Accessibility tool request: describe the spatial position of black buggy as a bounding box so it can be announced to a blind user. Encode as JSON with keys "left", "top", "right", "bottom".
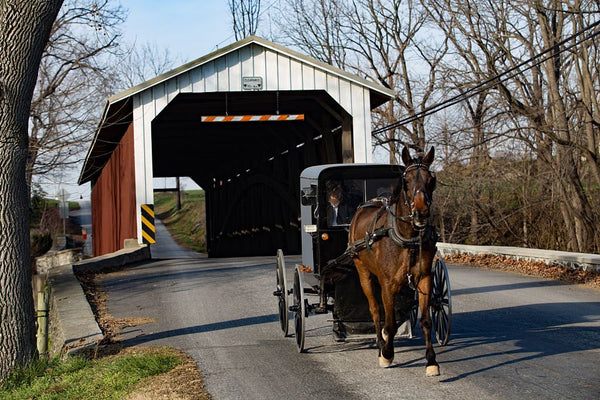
{"left": 274, "top": 164, "right": 452, "bottom": 352}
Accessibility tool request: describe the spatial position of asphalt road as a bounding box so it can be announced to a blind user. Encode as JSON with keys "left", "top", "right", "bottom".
{"left": 99, "top": 251, "right": 600, "bottom": 400}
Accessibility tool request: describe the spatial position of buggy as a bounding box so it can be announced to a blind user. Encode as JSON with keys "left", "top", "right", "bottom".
{"left": 274, "top": 164, "right": 452, "bottom": 352}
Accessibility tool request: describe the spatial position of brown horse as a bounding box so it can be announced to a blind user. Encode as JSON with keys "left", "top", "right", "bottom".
{"left": 349, "top": 146, "right": 439, "bottom": 375}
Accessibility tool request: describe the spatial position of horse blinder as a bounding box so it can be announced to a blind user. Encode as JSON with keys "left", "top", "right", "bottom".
{"left": 403, "top": 164, "right": 434, "bottom": 229}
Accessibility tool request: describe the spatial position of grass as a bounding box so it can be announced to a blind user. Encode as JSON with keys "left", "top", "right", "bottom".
{"left": 154, "top": 190, "right": 206, "bottom": 253}
{"left": 0, "top": 347, "right": 181, "bottom": 400}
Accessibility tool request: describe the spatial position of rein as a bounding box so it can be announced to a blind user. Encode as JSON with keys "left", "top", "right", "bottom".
{"left": 344, "top": 177, "right": 437, "bottom": 292}
{"left": 332, "top": 159, "right": 437, "bottom": 291}
{"left": 345, "top": 197, "right": 437, "bottom": 257}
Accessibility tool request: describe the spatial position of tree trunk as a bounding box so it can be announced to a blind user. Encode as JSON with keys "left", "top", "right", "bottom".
{"left": 536, "top": 5, "right": 596, "bottom": 252}
{"left": 0, "top": 0, "right": 63, "bottom": 379}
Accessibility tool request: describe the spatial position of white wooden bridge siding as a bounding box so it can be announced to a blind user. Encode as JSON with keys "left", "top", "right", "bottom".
{"left": 132, "top": 42, "right": 375, "bottom": 243}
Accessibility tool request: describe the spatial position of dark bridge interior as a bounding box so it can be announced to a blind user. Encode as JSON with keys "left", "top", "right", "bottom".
{"left": 152, "top": 90, "right": 353, "bottom": 256}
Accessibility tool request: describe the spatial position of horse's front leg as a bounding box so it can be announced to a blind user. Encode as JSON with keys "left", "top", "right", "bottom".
{"left": 418, "top": 274, "right": 440, "bottom": 376}
{"left": 379, "top": 283, "right": 399, "bottom": 368}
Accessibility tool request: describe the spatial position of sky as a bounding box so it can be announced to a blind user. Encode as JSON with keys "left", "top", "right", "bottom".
{"left": 120, "top": 0, "right": 236, "bottom": 64}
{"left": 49, "top": 0, "right": 383, "bottom": 200}
{"left": 49, "top": 1, "right": 238, "bottom": 200}
{"left": 121, "top": 1, "right": 239, "bottom": 194}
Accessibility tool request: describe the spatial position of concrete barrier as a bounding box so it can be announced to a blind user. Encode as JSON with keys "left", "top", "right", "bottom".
{"left": 48, "top": 264, "right": 104, "bottom": 356}
{"left": 437, "top": 243, "right": 600, "bottom": 272}
{"left": 37, "top": 248, "right": 83, "bottom": 274}
{"left": 47, "top": 244, "right": 151, "bottom": 356}
{"left": 72, "top": 243, "right": 151, "bottom": 274}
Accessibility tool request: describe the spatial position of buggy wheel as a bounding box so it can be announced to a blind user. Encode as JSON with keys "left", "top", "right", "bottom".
{"left": 292, "top": 265, "right": 307, "bottom": 353}
{"left": 275, "top": 249, "right": 289, "bottom": 337}
{"left": 430, "top": 258, "right": 452, "bottom": 346}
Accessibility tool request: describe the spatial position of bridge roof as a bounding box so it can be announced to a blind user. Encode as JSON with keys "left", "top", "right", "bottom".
{"left": 79, "top": 36, "right": 394, "bottom": 185}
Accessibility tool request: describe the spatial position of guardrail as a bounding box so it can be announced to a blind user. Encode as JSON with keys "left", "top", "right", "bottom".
{"left": 437, "top": 243, "right": 600, "bottom": 272}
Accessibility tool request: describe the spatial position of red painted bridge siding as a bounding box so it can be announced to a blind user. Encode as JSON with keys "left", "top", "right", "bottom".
{"left": 91, "top": 123, "right": 137, "bottom": 256}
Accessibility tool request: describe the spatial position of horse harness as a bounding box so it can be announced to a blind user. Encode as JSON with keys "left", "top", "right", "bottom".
{"left": 340, "top": 196, "right": 438, "bottom": 291}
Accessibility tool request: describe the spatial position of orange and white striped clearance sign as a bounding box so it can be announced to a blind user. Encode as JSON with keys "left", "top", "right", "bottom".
{"left": 201, "top": 114, "right": 304, "bottom": 122}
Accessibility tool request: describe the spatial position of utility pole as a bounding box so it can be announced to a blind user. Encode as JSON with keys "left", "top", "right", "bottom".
{"left": 176, "top": 177, "right": 181, "bottom": 210}
{"left": 58, "top": 188, "right": 69, "bottom": 235}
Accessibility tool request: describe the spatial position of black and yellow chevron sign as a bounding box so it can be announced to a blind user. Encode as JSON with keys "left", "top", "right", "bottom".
{"left": 141, "top": 204, "right": 156, "bottom": 244}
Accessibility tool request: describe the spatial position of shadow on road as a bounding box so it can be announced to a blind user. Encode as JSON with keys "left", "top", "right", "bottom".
{"left": 424, "top": 301, "right": 600, "bottom": 383}
{"left": 120, "top": 314, "right": 279, "bottom": 347}
{"left": 451, "top": 279, "right": 565, "bottom": 296}
{"left": 102, "top": 256, "right": 599, "bottom": 396}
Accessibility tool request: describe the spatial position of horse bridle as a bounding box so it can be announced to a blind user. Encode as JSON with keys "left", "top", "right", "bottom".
{"left": 400, "top": 162, "right": 435, "bottom": 229}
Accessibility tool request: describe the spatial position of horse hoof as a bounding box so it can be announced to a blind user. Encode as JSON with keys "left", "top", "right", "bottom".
{"left": 426, "top": 365, "right": 440, "bottom": 376}
{"left": 379, "top": 356, "right": 393, "bottom": 368}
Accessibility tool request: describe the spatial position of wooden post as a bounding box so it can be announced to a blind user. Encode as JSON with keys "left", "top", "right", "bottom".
{"left": 341, "top": 118, "right": 353, "bottom": 163}
{"left": 36, "top": 288, "right": 49, "bottom": 355}
{"left": 176, "top": 177, "right": 181, "bottom": 210}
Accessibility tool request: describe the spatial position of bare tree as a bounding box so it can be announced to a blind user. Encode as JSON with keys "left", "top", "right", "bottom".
{"left": 113, "top": 42, "right": 179, "bottom": 91}
{"left": 270, "top": 0, "right": 600, "bottom": 252}
{"left": 421, "top": 0, "right": 501, "bottom": 243}
{"left": 28, "top": 0, "right": 125, "bottom": 196}
{"left": 272, "top": 0, "right": 349, "bottom": 68}
{"left": 271, "top": 0, "right": 448, "bottom": 161}
{"left": 425, "top": 0, "right": 600, "bottom": 252}
{"left": 229, "top": 0, "right": 261, "bottom": 40}
{"left": 0, "top": 0, "right": 64, "bottom": 379}
{"left": 345, "top": 0, "right": 443, "bottom": 154}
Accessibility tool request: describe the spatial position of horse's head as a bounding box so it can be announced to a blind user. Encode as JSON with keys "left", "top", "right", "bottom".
{"left": 400, "top": 146, "right": 436, "bottom": 230}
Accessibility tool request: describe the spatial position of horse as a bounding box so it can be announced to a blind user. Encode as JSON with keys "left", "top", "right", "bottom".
{"left": 348, "top": 146, "right": 439, "bottom": 376}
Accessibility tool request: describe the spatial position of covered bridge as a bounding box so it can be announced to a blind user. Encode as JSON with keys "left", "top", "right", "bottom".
{"left": 79, "top": 36, "right": 394, "bottom": 257}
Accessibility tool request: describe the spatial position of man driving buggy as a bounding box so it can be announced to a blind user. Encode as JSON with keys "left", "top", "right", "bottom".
{"left": 326, "top": 181, "right": 357, "bottom": 226}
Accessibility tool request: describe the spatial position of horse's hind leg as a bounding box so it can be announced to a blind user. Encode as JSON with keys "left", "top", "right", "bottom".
{"left": 354, "top": 264, "right": 386, "bottom": 366}
{"left": 418, "top": 275, "right": 440, "bottom": 376}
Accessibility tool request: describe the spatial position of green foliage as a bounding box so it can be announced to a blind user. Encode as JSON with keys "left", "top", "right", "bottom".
{"left": 0, "top": 350, "right": 180, "bottom": 399}
{"left": 154, "top": 190, "right": 207, "bottom": 253}
{"left": 30, "top": 195, "right": 80, "bottom": 230}
{"left": 30, "top": 194, "right": 52, "bottom": 230}
{"left": 30, "top": 232, "right": 53, "bottom": 259}
{"left": 29, "top": 195, "right": 85, "bottom": 254}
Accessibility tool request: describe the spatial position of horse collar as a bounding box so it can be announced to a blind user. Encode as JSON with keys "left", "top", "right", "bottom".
{"left": 386, "top": 208, "right": 436, "bottom": 249}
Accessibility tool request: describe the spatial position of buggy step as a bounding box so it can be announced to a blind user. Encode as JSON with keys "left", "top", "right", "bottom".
{"left": 289, "top": 304, "right": 329, "bottom": 314}
{"left": 312, "top": 306, "right": 329, "bottom": 314}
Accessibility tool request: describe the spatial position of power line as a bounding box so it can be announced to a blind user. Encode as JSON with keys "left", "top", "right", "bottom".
{"left": 372, "top": 18, "right": 600, "bottom": 136}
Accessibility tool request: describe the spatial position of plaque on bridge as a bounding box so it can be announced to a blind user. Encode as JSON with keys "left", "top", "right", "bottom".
{"left": 242, "top": 76, "right": 263, "bottom": 90}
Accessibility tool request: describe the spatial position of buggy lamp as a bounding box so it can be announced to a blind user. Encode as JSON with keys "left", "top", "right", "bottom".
{"left": 304, "top": 225, "right": 317, "bottom": 233}
{"left": 321, "top": 233, "right": 329, "bottom": 241}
